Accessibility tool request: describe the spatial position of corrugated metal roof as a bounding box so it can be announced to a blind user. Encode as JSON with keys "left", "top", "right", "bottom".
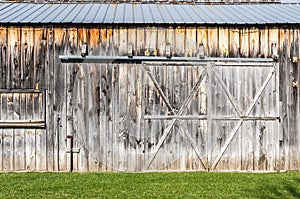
{"left": 0, "top": 2, "right": 300, "bottom": 25}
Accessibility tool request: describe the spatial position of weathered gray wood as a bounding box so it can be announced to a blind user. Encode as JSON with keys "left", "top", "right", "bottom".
{"left": 144, "top": 66, "right": 207, "bottom": 170}
{"left": 175, "top": 27, "right": 185, "bottom": 57}
{"left": 36, "top": 130, "right": 47, "bottom": 171}
{"left": 0, "top": 24, "right": 296, "bottom": 172}
{"left": 145, "top": 27, "right": 157, "bottom": 56}
{"left": 86, "top": 64, "right": 101, "bottom": 171}
{"left": 99, "top": 63, "right": 109, "bottom": 171}
{"left": 21, "top": 28, "right": 34, "bottom": 88}
{"left": 119, "top": 27, "right": 127, "bottom": 56}
{"left": 207, "top": 28, "right": 218, "bottom": 57}
{"left": 218, "top": 28, "right": 229, "bottom": 58}
{"left": 240, "top": 28, "right": 249, "bottom": 58}
{"left": 185, "top": 28, "right": 196, "bottom": 57}
{"left": 3, "top": 129, "right": 14, "bottom": 171}
{"left": 66, "top": 28, "right": 78, "bottom": 171}
{"left": 136, "top": 27, "right": 144, "bottom": 56}
{"left": 229, "top": 28, "right": 239, "bottom": 57}
{"left": 106, "top": 64, "right": 114, "bottom": 171}
{"left": 0, "top": 27, "right": 7, "bottom": 89}
{"left": 34, "top": 28, "right": 46, "bottom": 89}
{"left": 211, "top": 66, "right": 243, "bottom": 116}
{"left": 249, "top": 28, "right": 259, "bottom": 58}
{"left": 46, "top": 27, "right": 55, "bottom": 171}
{"left": 53, "top": 28, "right": 68, "bottom": 171}
{"left": 211, "top": 65, "right": 276, "bottom": 170}
{"left": 117, "top": 64, "right": 127, "bottom": 171}
{"left": 260, "top": 28, "right": 268, "bottom": 58}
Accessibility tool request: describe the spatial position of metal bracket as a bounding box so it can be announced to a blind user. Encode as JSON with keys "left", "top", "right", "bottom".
{"left": 66, "top": 148, "right": 80, "bottom": 153}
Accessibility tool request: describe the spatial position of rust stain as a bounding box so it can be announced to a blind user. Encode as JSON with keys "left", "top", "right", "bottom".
{"left": 89, "top": 29, "right": 99, "bottom": 48}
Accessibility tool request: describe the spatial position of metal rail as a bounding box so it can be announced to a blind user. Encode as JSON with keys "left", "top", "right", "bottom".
{"left": 59, "top": 55, "right": 274, "bottom": 64}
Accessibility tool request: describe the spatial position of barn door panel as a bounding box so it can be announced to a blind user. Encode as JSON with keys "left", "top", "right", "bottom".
{"left": 66, "top": 63, "right": 144, "bottom": 172}
{"left": 0, "top": 90, "right": 46, "bottom": 171}
{"left": 142, "top": 63, "right": 208, "bottom": 171}
{"left": 208, "top": 62, "right": 279, "bottom": 171}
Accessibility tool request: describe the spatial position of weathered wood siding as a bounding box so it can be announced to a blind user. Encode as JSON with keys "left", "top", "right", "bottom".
{"left": 208, "top": 62, "right": 279, "bottom": 171}
{"left": 0, "top": 25, "right": 299, "bottom": 172}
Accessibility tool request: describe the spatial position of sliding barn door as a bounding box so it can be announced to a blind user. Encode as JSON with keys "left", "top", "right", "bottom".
{"left": 208, "top": 62, "right": 280, "bottom": 171}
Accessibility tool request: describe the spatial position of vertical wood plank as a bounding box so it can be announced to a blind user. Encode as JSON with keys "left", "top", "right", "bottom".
{"left": 54, "top": 28, "right": 68, "bottom": 171}
{"left": 218, "top": 28, "right": 229, "bottom": 58}
{"left": 207, "top": 27, "right": 218, "bottom": 57}
{"left": 106, "top": 64, "right": 114, "bottom": 171}
{"left": 3, "top": 93, "right": 14, "bottom": 171}
{"left": 87, "top": 64, "right": 101, "bottom": 171}
{"left": 35, "top": 129, "right": 46, "bottom": 171}
{"left": 89, "top": 28, "right": 100, "bottom": 56}
{"left": 34, "top": 91, "right": 46, "bottom": 171}
{"left": 21, "top": 28, "right": 34, "bottom": 89}
{"left": 240, "top": 28, "right": 249, "bottom": 58}
{"left": 46, "top": 27, "right": 55, "bottom": 171}
{"left": 145, "top": 27, "right": 157, "bottom": 56}
{"left": 197, "top": 27, "right": 208, "bottom": 58}
{"left": 119, "top": 27, "right": 127, "bottom": 56}
{"left": 66, "top": 28, "right": 78, "bottom": 171}
{"left": 3, "top": 129, "right": 14, "bottom": 171}
{"left": 106, "top": 27, "right": 114, "bottom": 56}
{"left": 34, "top": 28, "right": 47, "bottom": 89}
{"left": 135, "top": 65, "right": 143, "bottom": 171}
{"left": 136, "top": 27, "right": 144, "bottom": 56}
{"left": 0, "top": 27, "right": 7, "bottom": 89}
{"left": 166, "top": 27, "right": 174, "bottom": 57}
{"left": 13, "top": 93, "right": 25, "bottom": 171}
{"left": 288, "top": 29, "right": 299, "bottom": 170}
{"left": 118, "top": 64, "right": 128, "bottom": 171}
{"left": 73, "top": 63, "right": 89, "bottom": 171}
{"left": 113, "top": 28, "right": 119, "bottom": 56}
{"left": 175, "top": 27, "right": 185, "bottom": 57}
{"left": 111, "top": 64, "right": 118, "bottom": 171}
{"left": 185, "top": 27, "right": 196, "bottom": 57}
{"left": 99, "top": 63, "right": 109, "bottom": 171}
{"left": 25, "top": 93, "right": 35, "bottom": 171}
{"left": 8, "top": 27, "right": 21, "bottom": 89}
{"left": 249, "top": 28, "right": 259, "bottom": 58}
{"left": 229, "top": 28, "right": 239, "bottom": 57}
{"left": 99, "top": 27, "right": 107, "bottom": 56}
{"left": 269, "top": 28, "right": 279, "bottom": 58}
{"left": 260, "top": 28, "right": 269, "bottom": 58}
{"left": 128, "top": 27, "right": 137, "bottom": 56}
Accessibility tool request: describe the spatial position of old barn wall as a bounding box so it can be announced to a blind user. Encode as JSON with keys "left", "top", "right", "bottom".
{"left": 0, "top": 25, "right": 299, "bottom": 171}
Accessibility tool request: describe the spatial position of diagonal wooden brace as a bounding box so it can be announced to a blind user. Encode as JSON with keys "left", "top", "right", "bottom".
{"left": 144, "top": 67, "right": 207, "bottom": 170}
{"left": 211, "top": 68, "right": 275, "bottom": 170}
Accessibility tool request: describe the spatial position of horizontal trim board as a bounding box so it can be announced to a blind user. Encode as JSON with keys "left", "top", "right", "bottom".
{"left": 0, "top": 120, "right": 46, "bottom": 128}
{"left": 144, "top": 115, "right": 208, "bottom": 120}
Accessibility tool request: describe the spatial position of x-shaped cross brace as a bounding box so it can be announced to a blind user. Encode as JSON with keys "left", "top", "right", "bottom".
{"left": 143, "top": 65, "right": 207, "bottom": 170}
{"left": 210, "top": 63, "right": 276, "bottom": 170}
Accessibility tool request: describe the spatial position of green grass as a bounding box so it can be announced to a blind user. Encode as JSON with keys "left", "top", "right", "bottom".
{"left": 0, "top": 172, "right": 299, "bottom": 198}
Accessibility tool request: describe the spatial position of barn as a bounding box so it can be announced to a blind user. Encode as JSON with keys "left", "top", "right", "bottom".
{"left": 0, "top": 1, "right": 299, "bottom": 172}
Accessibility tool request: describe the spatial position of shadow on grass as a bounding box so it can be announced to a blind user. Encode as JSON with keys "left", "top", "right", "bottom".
{"left": 285, "top": 178, "right": 300, "bottom": 198}
{"left": 268, "top": 177, "right": 300, "bottom": 198}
